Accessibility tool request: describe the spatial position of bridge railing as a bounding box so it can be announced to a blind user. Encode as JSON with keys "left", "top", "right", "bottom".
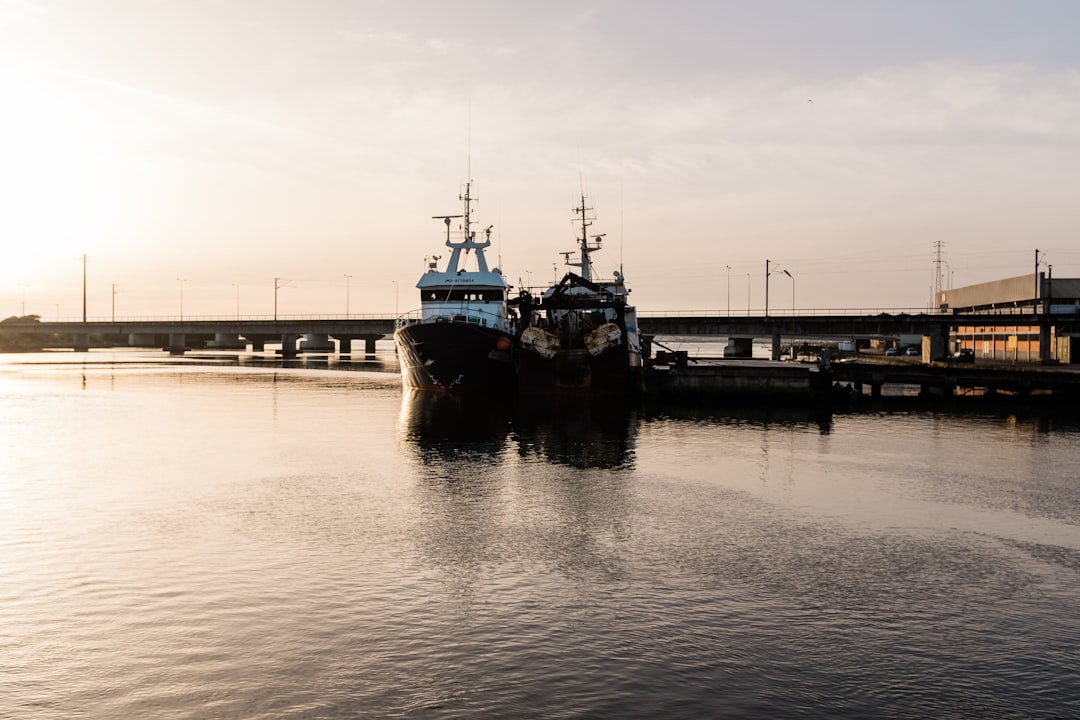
{"left": 638, "top": 307, "right": 933, "bottom": 318}
{"left": 35, "top": 313, "right": 397, "bottom": 323}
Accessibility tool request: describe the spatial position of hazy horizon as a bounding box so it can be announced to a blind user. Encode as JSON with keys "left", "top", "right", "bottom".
{"left": 3, "top": 1, "right": 1078, "bottom": 319}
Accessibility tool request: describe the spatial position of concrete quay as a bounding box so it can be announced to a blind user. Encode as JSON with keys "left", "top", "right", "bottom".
{"left": 642, "top": 354, "right": 1080, "bottom": 406}
{"left": 829, "top": 356, "right": 1080, "bottom": 399}
{"left": 644, "top": 357, "right": 831, "bottom": 401}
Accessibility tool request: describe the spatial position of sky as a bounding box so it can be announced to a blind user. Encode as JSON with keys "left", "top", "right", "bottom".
{"left": 2, "top": 0, "right": 1079, "bottom": 320}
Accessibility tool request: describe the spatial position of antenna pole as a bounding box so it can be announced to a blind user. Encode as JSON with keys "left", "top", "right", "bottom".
{"left": 932, "top": 240, "right": 945, "bottom": 313}
{"left": 1035, "top": 248, "right": 1040, "bottom": 314}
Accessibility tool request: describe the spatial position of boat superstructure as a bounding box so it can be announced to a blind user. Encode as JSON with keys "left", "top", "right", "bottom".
{"left": 394, "top": 182, "right": 516, "bottom": 391}
{"left": 515, "top": 192, "right": 642, "bottom": 395}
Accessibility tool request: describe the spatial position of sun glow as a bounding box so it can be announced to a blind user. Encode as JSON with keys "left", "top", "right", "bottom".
{"left": 0, "top": 66, "right": 132, "bottom": 297}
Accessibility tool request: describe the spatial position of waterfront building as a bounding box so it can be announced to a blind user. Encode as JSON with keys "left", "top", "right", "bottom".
{"left": 940, "top": 273, "right": 1080, "bottom": 363}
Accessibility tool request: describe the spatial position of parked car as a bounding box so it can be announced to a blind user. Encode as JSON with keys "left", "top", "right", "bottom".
{"left": 951, "top": 348, "right": 975, "bottom": 363}
{"left": 885, "top": 347, "right": 898, "bottom": 357}
{"left": 905, "top": 346, "right": 920, "bottom": 357}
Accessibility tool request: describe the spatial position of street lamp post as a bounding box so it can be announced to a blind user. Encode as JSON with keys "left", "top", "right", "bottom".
{"left": 232, "top": 283, "right": 240, "bottom": 319}
{"left": 344, "top": 274, "right": 352, "bottom": 317}
{"left": 392, "top": 280, "right": 398, "bottom": 317}
{"left": 783, "top": 269, "right": 794, "bottom": 316}
{"left": 177, "top": 278, "right": 186, "bottom": 320}
{"left": 726, "top": 265, "right": 731, "bottom": 316}
{"left": 765, "top": 259, "right": 771, "bottom": 317}
{"left": 274, "top": 277, "right": 281, "bottom": 322}
{"left": 765, "top": 260, "right": 790, "bottom": 317}
{"left": 746, "top": 273, "right": 751, "bottom": 316}
{"left": 111, "top": 283, "right": 118, "bottom": 322}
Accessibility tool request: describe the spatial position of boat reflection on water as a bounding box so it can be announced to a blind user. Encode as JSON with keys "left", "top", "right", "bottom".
{"left": 397, "top": 390, "right": 514, "bottom": 464}
{"left": 512, "top": 396, "right": 637, "bottom": 470}
{"left": 397, "top": 390, "right": 638, "bottom": 470}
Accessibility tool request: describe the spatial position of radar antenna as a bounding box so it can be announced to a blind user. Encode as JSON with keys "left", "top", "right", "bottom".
{"left": 432, "top": 215, "right": 463, "bottom": 244}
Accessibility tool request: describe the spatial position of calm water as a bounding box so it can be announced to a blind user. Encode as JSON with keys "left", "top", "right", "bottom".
{"left": 2, "top": 350, "right": 1080, "bottom": 719}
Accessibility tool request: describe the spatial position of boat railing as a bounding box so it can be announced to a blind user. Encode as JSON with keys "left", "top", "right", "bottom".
{"left": 396, "top": 305, "right": 510, "bottom": 330}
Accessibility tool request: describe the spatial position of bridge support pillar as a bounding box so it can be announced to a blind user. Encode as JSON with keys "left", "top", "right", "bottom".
{"left": 73, "top": 333, "right": 90, "bottom": 352}
{"left": 871, "top": 372, "right": 884, "bottom": 399}
{"left": 770, "top": 333, "right": 782, "bottom": 361}
{"left": 279, "top": 334, "right": 298, "bottom": 359}
{"left": 920, "top": 383, "right": 952, "bottom": 398}
{"left": 300, "top": 333, "right": 334, "bottom": 353}
{"left": 1039, "top": 324, "right": 1052, "bottom": 362}
{"left": 365, "top": 337, "right": 377, "bottom": 354}
{"left": 210, "top": 333, "right": 245, "bottom": 349}
{"left": 338, "top": 337, "right": 353, "bottom": 355}
{"left": 168, "top": 334, "right": 187, "bottom": 355}
{"left": 928, "top": 326, "right": 949, "bottom": 361}
{"left": 723, "top": 337, "right": 753, "bottom": 358}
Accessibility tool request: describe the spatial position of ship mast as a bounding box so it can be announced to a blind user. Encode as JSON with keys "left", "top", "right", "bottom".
{"left": 433, "top": 181, "right": 490, "bottom": 273}
{"left": 571, "top": 191, "right": 604, "bottom": 282}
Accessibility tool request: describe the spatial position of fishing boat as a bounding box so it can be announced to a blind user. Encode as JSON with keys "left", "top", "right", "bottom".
{"left": 394, "top": 182, "right": 516, "bottom": 391}
{"left": 515, "top": 193, "right": 642, "bottom": 396}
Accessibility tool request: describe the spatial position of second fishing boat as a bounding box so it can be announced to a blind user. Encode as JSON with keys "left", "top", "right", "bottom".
{"left": 515, "top": 193, "right": 642, "bottom": 396}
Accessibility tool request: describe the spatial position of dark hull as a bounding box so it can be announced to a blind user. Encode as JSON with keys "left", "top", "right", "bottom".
{"left": 394, "top": 321, "right": 514, "bottom": 392}
{"left": 517, "top": 344, "right": 640, "bottom": 397}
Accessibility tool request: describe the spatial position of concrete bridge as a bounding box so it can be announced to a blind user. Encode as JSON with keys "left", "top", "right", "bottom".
{"left": 5, "top": 311, "right": 1078, "bottom": 360}
{"left": 5, "top": 317, "right": 395, "bottom": 357}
